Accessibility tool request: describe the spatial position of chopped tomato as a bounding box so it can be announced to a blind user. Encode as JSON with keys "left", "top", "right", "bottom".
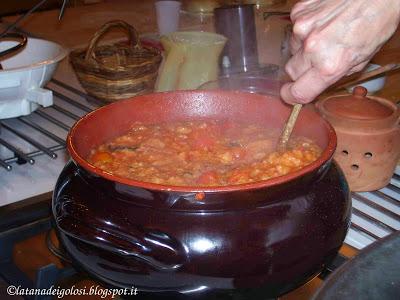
{"left": 196, "top": 170, "right": 220, "bottom": 185}
{"left": 88, "top": 120, "right": 321, "bottom": 186}
{"left": 189, "top": 129, "right": 216, "bottom": 149}
{"left": 227, "top": 169, "right": 251, "bottom": 185}
{"left": 91, "top": 151, "right": 113, "bottom": 164}
{"left": 195, "top": 192, "right": 205, "bottom": 200}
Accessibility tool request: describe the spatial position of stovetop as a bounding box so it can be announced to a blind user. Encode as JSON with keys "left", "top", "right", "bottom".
{"left": 0, "top": 200, "right": 348, "bottom": 300}
{"left": 0, "top": 78, "right": 399, "bottom": 252}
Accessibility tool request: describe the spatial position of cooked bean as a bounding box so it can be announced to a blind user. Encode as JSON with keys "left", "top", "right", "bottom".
{"left": 108, "top": 145, "right": 139, "bottom": 152}
{"left": 88, "top": 120, "right": 321, "bottom": 186}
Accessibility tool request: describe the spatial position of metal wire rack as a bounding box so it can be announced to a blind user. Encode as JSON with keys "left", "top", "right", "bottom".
{"left": 345, "top": 174, "right": 400, "bottom": 249}
{"left": 0, "top": 79, "right": 399, "bottom": 251}
{"left": 0, "top": 79, "right": 102, "bottom": 170}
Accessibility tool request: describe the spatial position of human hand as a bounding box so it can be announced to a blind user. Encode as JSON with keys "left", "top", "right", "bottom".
{"left": 281, "top": 0, "right": 400, "bottom": 104}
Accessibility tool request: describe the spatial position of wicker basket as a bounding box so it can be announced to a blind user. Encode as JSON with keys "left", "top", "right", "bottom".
{"left": 70, "top": 20, "right": 162, "bottom": 102}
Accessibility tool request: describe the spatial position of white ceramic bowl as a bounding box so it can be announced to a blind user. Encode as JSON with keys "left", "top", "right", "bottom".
{"left": 0, "top": 37, "right": 68, "bottom": 119}
{"left": 347, "top": 63, "right": 386, "bottom": 94}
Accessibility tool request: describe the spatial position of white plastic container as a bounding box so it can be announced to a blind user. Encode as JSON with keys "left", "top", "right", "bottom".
{"left": 346, "top": 63, "right": 387, "bottom": 94}
{"left": 155, "top": 1, "right": 181, "bottom": 35}
{"left": 0, "top": 37, "right": 68, "bottom": 119}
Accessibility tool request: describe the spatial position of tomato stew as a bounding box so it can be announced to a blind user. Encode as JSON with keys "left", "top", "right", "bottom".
{"left": 88, "top": 120, "right": 322, "bottom": 186}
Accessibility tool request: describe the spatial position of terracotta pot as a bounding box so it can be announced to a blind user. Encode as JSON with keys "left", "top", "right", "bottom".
{"left": 53, "top": 90, "right": 351, "bottom": 299}
{"left": 316, "top": 86, "right": 400, "bottom": 192}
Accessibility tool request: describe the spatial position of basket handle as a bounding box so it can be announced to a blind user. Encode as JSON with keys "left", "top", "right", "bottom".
{"left": 84, "top": 20, "right": 142, "bottom": 61}
{"left": 0, "top": 32, "right": 27, "bottom": 59}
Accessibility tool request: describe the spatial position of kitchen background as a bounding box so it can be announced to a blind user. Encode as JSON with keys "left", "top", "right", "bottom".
{"left": 0, "top": 0, "right": 399, "bottom": 299}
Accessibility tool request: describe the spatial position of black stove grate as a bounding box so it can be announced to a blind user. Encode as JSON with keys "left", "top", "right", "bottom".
{"left": 0, "top": 79, "right": 103, "bottom": 170}
{"left": 0, "top": 202, "right": 346, "bottom": 300}
{"left": 0, "top": 212, "right": 77, "bottom": 300}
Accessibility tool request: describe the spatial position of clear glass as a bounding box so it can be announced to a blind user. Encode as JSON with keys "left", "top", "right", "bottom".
{"left": 198, "top": 70, "right": 285, "bottom": 96}
{"left": 181, "top": 0, "right": 222, "bottom": 14}
{"left": 242, "top": 0, "right": 287, "bottom": 9}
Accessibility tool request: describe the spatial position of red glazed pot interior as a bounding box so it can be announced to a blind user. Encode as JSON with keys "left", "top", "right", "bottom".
{"left": 67, "top": 90, "right": 336, "bottom": 192}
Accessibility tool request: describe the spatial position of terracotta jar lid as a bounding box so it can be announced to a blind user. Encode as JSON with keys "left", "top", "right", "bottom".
{"left": 316, "top": 86, "right": 400, "bottom": 131}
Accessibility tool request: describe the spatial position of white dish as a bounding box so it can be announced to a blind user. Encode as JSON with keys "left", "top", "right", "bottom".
{"left": 347, "top": 63, "right": 386, "bottom": 94}
{"left": 0, "top": 37, "right": 68, "bottom": 119}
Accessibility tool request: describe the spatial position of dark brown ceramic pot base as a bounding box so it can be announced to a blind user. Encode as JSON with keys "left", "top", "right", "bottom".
{"left": 53, "top": 160, "right": 351, "bottom": 299}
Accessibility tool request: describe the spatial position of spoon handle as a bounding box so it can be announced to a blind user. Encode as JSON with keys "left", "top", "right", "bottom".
{"left": 277, "top": 103, "right": 303, "bottom": 151}
{"left": 333, "top": 63, "right": 400, "bottom": 90}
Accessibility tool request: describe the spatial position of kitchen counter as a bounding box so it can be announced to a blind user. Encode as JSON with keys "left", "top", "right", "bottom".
{"left": 0, "top": 1, "right": 399, "bottom": 299}
{"left": 3, "top": 0, "right": 400, "bottom": 103}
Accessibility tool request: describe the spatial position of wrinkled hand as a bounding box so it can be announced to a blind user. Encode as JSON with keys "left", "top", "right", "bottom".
{"left": 281, "top": 0, "right": 400, "bottom": 104}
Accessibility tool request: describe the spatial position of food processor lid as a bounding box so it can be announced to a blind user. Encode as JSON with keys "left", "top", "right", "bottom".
{"left": 321, "top": 86, "right": 394, "bottom": 120}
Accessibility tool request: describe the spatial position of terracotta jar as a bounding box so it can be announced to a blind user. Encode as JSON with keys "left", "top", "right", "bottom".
{"left": 316, "top": 86, "right": 400, "bottom": 192}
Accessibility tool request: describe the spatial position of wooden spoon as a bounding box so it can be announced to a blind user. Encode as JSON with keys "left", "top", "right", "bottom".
{"left": 332, "top": 63, "right": 400, "bottom": 91}
{"left": 277, "top": 103, "right": 302, "bottom": 151}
